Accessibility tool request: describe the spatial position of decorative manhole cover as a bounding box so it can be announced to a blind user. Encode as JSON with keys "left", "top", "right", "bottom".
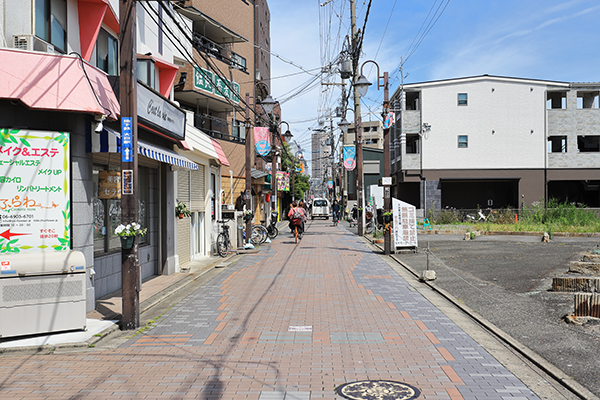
{"left": 336, "top": 380, "right": 420, "bottom": 400}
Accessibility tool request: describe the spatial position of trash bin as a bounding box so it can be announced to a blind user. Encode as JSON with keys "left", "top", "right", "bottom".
{"left": 0, "top": 251, "right": 87, "bottom": 339}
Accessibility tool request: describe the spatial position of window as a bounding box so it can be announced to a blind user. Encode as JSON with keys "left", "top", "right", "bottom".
{"left": 577, "top": 91, "right": 599, "bottom": 109}
{"left": 231, "top": 52, "right": 247, "bottom": 72}
{"left": 96, "top": 29, "right": 118, "bottom": 76}
{"left": 35, "top": 0, "right": 67, "bottom": 52}
{"left": 577, "top": 136, "right": 600, "bottom": 153}
{"left": 458, "top": 135, "right": 468, "bottom": 148}
{"left": 547, "top": 92, "right": 567, "bottom": 109}
{"left": 93, "top": 166, "right": 150, "bottom": 253}
{"left": 232, "top": 120, "right": 246, "bottom": 142}
{"left": 406, "top": 134, "right": 420, "bottom": 154}
{"left": 406, "top": 91, "right": 420, "bottom": 110}
{"left": 458, "top": 93, "right": 468, "bottom": 106}
{"left": 547, "top": 136, "right": 567, "bottom": 153}
{"left": 137, "top": 59, "right": 157, "bottom": 90}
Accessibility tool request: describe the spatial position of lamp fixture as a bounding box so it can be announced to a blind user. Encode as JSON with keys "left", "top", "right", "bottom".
{"left": 354, "top": 74, "right": 372, "bottom": 97}
{"left": 338, "top": 117, "right": 351, "bottom": 134}
{"left": 260, "top": 94, "right": 277, "bottom": 114}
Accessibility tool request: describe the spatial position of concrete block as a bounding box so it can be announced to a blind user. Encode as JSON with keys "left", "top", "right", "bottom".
{"left": 569, "top": 261, "right": 600, "bottom": 276}
{"left": 420, "top": 270, "right": 437, "bottom": 281}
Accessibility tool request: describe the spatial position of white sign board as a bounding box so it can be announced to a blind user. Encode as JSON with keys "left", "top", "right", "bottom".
{"left": 0, "top": 129, "right": 71, "bottom": 252}
{"left": 392, "top": 197, "right": 418, "bottom": 248}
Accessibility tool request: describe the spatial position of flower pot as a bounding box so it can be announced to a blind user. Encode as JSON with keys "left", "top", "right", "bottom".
{"left": 178, "top": 213, "right": 184, "bottom": 219}
{"left": 120, "top": 236, "right": 135, "bottom": 250}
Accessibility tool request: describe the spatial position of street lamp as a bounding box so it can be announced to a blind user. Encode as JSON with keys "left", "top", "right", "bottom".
{"left": 356, "top": 60, "right": 391, "bottom": 254}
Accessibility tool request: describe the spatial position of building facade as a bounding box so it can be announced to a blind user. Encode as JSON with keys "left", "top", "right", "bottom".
{"left": 0, "top": 0, "right": 226, "bottom": 315}
{"left": 390, "top": 75, "right": 600, "bottom": 214}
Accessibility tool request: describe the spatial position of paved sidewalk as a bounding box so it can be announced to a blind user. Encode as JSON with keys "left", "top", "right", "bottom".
{"left": 0, "top": 220, "right": 550, "bottom": 399}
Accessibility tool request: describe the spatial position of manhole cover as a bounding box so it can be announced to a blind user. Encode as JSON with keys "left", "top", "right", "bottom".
{"left": 336, "top": 380, "right": 420, "bottom": 400}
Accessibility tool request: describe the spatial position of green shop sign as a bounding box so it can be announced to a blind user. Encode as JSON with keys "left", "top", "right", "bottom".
{"left": 194, "top": 67, "right": 240, "bottom": 103}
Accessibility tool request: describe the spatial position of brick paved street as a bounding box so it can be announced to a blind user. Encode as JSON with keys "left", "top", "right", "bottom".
{"left": 0, "top": 220, "right": 542, "bottom": 399}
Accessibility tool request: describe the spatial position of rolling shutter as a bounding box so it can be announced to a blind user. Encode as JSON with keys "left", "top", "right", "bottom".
{"left": 190, "top": 165, "right": 205, "bottom": 212}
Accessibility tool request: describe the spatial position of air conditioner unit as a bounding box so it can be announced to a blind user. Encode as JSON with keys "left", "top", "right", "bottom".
{"left": 12, "top": 34, "right": 55, "bottom": 54}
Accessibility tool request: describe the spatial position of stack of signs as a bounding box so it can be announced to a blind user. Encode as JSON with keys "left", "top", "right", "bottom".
{"left": 392, "top": 197, "right": 417, "bottom": 248}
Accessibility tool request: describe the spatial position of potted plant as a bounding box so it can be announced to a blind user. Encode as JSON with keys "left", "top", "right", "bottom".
{"left": 176, "top": 201, "right": 191, "bottom": 219}
{"left": 243, "top": 209, "right": 254, "bottom": 222}
{"left": 382, "top": 210, "right": 393, "bottom": 224}
{"left": 115, "top": 222, "right": 148, "bottom": 249}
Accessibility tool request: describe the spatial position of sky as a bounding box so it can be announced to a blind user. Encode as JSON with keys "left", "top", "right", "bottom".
{"left": 267, "top": 0, "right": 600, "bottom": 173}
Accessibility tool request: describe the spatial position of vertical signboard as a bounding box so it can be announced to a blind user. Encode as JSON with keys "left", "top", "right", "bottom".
{"left": 0, "top": 129, "right": 71, "bottom": 252}
{"left": 121, "top": 117, "right": 133, "bottom": 162}
{"left": 392, "top": 197, "right": 418, "bottom": 248}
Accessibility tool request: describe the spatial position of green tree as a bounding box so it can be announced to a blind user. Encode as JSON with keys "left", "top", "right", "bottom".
{"left": 281, "top": 142, "right": 309, "bottom": 200}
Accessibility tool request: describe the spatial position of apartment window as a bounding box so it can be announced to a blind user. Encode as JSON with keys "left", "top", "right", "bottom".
{"left": 577, "top": 91, "right": 599, "bottom": 109}
{"left": 406, "top": 91, "right": 420, "bottom": 110}
{"left": 231, "top": 52, "right": 247, "bottom": 72}
{"left": 232, "top": 120, "right": 246, "bottom": 142}
{"left": 137, "top": 59, "right": 157, "bottom": 90}
{"left": 547, "top": 136, "right": 567, "bottom": 153}
{"left": 458, "top": 93, "right": 468, "bottom": 106}
{"left": 406, "top": 134, "right": 420, "bottom": 154}
{"left": 577, "top": 136, "right": 600, "bottom": 153}
{"left": 458, "top": 135, "right": 468, "bottom": 148}
{"left": 547, "top": 92, "right": 567, "bottom": 109}
{"left": 35, "top": 0, "right": 67, "bottom": 52}
{"left": 96, "top": 29, "right": 118, "bottom": 76}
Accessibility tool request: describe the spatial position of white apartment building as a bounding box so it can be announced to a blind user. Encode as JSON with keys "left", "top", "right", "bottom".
{"left": 390, "top": 75, "right": 600, "bottom": 213}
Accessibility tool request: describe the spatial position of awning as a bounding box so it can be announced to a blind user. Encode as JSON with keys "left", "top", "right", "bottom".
{"left": 0, "top": 48, "right": 119, "bottom": 120}
{"left": 211, "top": 138, "right": 230, "bottom": 167}
{"left": 88, "top": 127, "right": 198, "bottom": 170}
{"left": 251, "top": 168, "right": 268, "bottom": 179}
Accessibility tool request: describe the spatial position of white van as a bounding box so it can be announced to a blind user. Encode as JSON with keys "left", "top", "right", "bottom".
{"left": 311, "top": 198, "right": 330, "bottom": 220}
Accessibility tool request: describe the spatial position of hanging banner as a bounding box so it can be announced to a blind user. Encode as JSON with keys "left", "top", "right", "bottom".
{"left": 276, "top": 171, "right": 289, "bottom": 191}
{"left": 343, "top": 145, "right": 356, "bottom": 171}
{"left": 382, "top": 111, "right": 395, "bottom": 129}
{"left": 254, "top": 127, "right": 271, "bottom": 156}
{"left": 0, "top": 129, "right": 71, "bottom": 252}
{"left": 392, "top": 197, "right": 418, "bottom": 248}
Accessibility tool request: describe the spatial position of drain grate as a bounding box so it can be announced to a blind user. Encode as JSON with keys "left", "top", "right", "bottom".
{"left": 336, "top": 380, "right": 420, "bottom": 400}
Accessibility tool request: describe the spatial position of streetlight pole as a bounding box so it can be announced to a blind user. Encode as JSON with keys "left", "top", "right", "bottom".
{"left": 355, "top": 61, "right": 391, "bottom": 254}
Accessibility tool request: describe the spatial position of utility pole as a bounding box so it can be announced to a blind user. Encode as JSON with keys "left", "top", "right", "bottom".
{"left": 119, "top": 0, "right": 139, "bottom": 330}
{"left": 382, "top": 72, "right": 391, "bottom": 255}
{"left": 244, "top": 93, "right": 252, "bottom": 243}
{"left": 350, "top": 0, "right": 365, "bottom": 236}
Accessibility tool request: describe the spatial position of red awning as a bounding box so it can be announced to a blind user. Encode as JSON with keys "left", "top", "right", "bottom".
{"left": 211, "top": 138, "right": 230, "bottom": 167}
{"left": 0, "top": 48, "right": 119, "bottom": 120}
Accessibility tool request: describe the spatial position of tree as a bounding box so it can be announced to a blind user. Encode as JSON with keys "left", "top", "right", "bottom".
{"left": 281, "top": 142, "right": 309, "bottom": 200}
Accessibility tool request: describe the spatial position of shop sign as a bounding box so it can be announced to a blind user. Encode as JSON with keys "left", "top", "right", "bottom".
{"left": 193, "top": 67, "right": 240, "bottom": 104}
{"left": 98, "top": 171, "right": 121, "bottom": 199}
{"left": 0, "top": 129, "right": 71, "bottom": 252}
{"left": 276, "top": 171, "right": 289, "bottom": 191}
{"left": 137, "top": 82, "right": 186, "bottom": 141}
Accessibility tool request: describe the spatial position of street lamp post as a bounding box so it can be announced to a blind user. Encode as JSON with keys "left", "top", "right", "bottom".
{"left": 355, "top": 61, "right": 391, "bottom": 255}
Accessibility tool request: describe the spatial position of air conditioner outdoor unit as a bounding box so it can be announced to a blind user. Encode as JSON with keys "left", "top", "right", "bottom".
{"left": 12, "top": 34, "right": 55, "bottom": 53}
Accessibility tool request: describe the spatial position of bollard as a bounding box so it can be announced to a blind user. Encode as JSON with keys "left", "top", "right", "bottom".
{"left": 514, "top": 213, "right": 518, "bottom": 223}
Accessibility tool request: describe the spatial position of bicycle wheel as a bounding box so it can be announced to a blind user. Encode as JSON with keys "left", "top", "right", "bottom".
{"left": 267, "top": 225, "right": 278, "bottom": 239}
{"left": 255, "top": 224, "right": 268, "bottom": 243}
{"left": 250, "top": 225, "right": 267, "bottom": 245}
{"left": 216, "top": 233, "right": 228, "bottom": 257}
{"left": 365, "top": 223, "right": 374, "bottom": 234}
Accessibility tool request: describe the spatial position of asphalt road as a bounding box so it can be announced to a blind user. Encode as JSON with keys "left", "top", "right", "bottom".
{"left": 397, "top": 233, "right": 600, "bottom": 398}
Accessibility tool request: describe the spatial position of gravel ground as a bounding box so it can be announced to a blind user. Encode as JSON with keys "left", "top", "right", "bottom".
{"left": 397, "top": 233, "right": 600, "bottom": 397}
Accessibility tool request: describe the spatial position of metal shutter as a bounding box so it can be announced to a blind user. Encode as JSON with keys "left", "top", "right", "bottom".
{"left": 177, "top": 217, "right": 190, "bottom": 266}
{"left": 190, "top": 165, "right": 205, "bottom": 212}
{"left": 177, "top": 170, "right": 190, "bottom": 203}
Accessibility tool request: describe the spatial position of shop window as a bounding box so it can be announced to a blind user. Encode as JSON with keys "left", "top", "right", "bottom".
{"left": 95, "top": 29, "right": 119, "bottom": 76}
{"left": 547, "top": 136, "right": 567, "bottom": 153}
{"left": 35, "top": 0, "right": 67, "bottom": 52}
{"left": 577, "top": 136, "right": 600, "bottom": 153}
{"left": 458, "top": 93, "right": 468, "bottom": 106}
{"left": 93, "top": 165, "right": 149, "bottom": 253}
{"left": 577, "top": 91, "right": 599, "bottom": 109}
{"left": 458, "top": 135, "right": 468, "bottom": 148}
{"left": 547, "top": 92, "right": 567, "bottom": 109}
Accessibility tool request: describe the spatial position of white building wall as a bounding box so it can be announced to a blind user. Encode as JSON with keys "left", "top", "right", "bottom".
{"left": 420, "top": 79, "right": 548, "bottom": 170}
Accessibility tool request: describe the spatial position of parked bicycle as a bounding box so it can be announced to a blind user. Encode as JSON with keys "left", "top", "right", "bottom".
{"left": 265, "top": 210, "right": 279, "bottom": 239}
{"left": 216, "top": 219, "right": 231, "bottom": 257}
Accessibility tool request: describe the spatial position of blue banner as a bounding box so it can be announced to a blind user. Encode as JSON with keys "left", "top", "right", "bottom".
{"left": 343, "top": 145, "right": 356, "bottom": 171}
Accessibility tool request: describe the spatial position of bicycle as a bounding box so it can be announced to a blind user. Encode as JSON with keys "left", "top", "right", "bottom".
{"left": 242, "top": 223, "right": 268, "bottom": 246}
{"left": 332, "top": 211, "right": 339, "bottom": 226}
{"left": 216, "top": 219, "right": 231, "bottom": 257}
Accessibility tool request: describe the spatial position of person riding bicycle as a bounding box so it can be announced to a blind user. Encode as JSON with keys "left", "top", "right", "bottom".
{"left": 298, "top": 200, "right": 308, "bottom": 232}
{"left": 287, "top": 201, "right": 306, "bottom": 237}
{"left": 332, "top": 200, "right": 341, "bottom": 224}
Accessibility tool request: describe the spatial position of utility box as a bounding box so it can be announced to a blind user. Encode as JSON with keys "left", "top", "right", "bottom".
{"left": 0, "top": 251, "right": 87, "bottom": 338}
